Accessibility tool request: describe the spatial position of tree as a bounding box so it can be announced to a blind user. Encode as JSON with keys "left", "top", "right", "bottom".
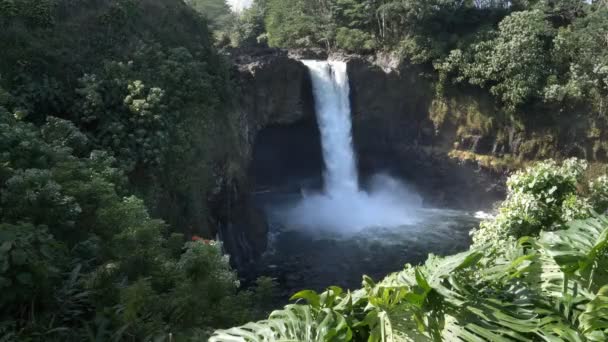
{"left": 229, "top": 0, "right": 268, "bottom": 47}
{"left": 0, "top": 107, "right": 274, "bottom": 340}
{"left": 264, "top": 0, "right": 332, "bottom": 48}
{"left": 546, "top": 6, "right": 608, "bottom": 114}
{"left": 186, "top": 0, "right": 233, "bottom": 32}
{"left": 0, "top": 0, "right": 274, "bottom": 339}
{"left": 440, "top": 10, "right": 555, "bottom": 110}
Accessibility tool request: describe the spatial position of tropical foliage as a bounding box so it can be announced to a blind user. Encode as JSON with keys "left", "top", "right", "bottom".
{"left": 472, "top": 158, "right": 592, "bottom": 246}
{"left": 186, "top": 0, "right": 233, "bottom": 32}
{"left": 213, "top": 159, "right": 608, "bottom": 341}
{"left": 3, "top": 0, "right": 608, "bottom": 340}
{"left": 0, "top": 104, "right": 274, "bottom": 340}
{"left": 0, "top": 0, "right": 240, "bottom": 236}
{"left": 0, "top": 0, "right": 272, "bottom": 340}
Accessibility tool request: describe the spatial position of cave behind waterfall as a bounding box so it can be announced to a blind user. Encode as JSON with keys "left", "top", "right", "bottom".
{"left": 249, "top": 117, "right": 324, "bottom": 192}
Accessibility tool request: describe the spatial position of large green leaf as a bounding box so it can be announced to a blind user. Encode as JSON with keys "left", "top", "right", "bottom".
{"left": 372, "top": 241, "right": 586, "bottom": 341}
{"left": 578, "top": 286, "right": 608, "bottom": 341}
{"left": 538, "top": 216, "right": 608, "bottom": 290}
{"left": 209, "top": 304, "right": 352, "bottom": 342}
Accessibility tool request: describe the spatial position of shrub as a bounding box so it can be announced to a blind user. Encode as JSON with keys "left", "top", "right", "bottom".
{"left": 0, "top": 108, "right": 273, "bottom": 340}
{"left": 335, "top": 27, "right": 376, "bottom": 53}
{"left": 590, "top": 175, "right": 608, "bottom": 213}
{"left": 472, "top": 158, "right": 588, "bottom": 247}
{"left": 213, "top": 214, "right": 608, "bottom": 341}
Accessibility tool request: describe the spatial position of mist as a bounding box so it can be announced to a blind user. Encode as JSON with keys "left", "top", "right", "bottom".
{"left": 280, "top": 174, "right": 423, "bottom": 233}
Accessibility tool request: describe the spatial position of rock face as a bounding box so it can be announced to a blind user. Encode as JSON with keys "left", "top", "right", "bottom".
{"left": 344, "top": 55, "right": 505, "bottom": 209}
{"left": 222, "top": 47, "right": 608, "bottom": 267}
{"left": 213, "top": 49, "right": 318, "bottom": 267}
{"left": 230, "top": 48, "right": 316, "bottom": 154}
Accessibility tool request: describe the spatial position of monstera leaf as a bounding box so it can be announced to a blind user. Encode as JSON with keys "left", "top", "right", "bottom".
{"left": 367, "top": 234, "right": 597, "bottom": 341}
{"left": 209, "top": 304, "right": 352, "bottom": 342}
{"left": 579, "top": 286, "right": 608, "bottom": 341}
{"left": 538, "top": 216, "right": 608, "bottom": 291}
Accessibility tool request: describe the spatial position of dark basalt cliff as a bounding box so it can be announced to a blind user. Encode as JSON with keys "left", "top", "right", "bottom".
{"left": 213, "top": 46, "right": 608, "bottom": 269}
{"left": 344, "top": 54, "right": 505, "bottom": 209}
{"left": 211, "top": 49, "right": 319, "bottom": 267}
{"left": 231, "top": 48, "right": 316, "bottom": 151}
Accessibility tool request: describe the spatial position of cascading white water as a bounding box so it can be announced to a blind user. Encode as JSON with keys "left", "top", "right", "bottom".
{"left": 281, "top": 60, "right": 422, "bottom": 233}
{"left": 302, "top": 60, "right": 358, "bottom": 195}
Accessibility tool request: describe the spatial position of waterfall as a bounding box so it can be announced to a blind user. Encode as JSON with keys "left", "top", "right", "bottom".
{"left": 302, "top": 60, "right": 358, "bottom": 195}
{"left": 281, "top": 60, "right": 422, "bottom": 233}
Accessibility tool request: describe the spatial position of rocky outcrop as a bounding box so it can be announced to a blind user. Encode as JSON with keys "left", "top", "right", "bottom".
{"left": 229, "top": 48, "right": 315, "bottom": 155}
{"left": 209, "top": 179, "right": 269, "bottom": 267}
{"left": 214, "top": 49, "right": 317, "bottom": 267}
{"left": 220, "top": 47, "right": 608, "bottom": 267}
{"left": 343, "top": 55, "right": 505, "bottom": 209}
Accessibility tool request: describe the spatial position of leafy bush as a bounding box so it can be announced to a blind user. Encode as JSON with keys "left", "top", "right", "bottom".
{"left": 335, "top": 27, "right": 376, "bottom": 53}
{"left": 0, "top": 223, "right": 62, "bottom": 311}
{"left": 0, "top": 108, "right": 272, "bottom": 340}
{"left": 472, "top": 158, "right": 590, "bottom": 247}
{"left": 547, "top": 7, "right": 608, "bottom": 109}
{"left": 437, "top": 9, "right": 555, "bottom": 110}
{"left": 590, "top": 175, "right": 608, "bottom": 213}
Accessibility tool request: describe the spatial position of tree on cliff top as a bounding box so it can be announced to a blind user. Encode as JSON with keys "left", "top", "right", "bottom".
{"left": 185, "top": 0, "right": 234, "bottom": 32}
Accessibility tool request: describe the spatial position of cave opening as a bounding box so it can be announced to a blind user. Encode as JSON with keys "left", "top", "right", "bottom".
{"left": 249, "top": 117, "right": 324, "bottom": 193}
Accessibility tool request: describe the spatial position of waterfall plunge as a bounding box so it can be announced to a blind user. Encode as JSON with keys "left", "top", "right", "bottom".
{"left": 282, "top": 60, "right": 422, "bottom": 233}
{"left": 303, "top": 60, "right": 358, "bottom": 195}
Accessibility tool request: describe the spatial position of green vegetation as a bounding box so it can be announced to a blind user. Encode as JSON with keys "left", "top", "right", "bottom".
{"left": 186, "top": 0, "right": 233, "bottom": 32}
{"left": 213, "top": 159, "right": 608, "bottom": 341}
{"left": 227, "top": 0, "right": 268, "bottom": 48}
{"left": 0, "top": 108, "right": 274, "bottom": 340}
{"left": 3, "top": 0, "right": 608, "bottom": 340}
{"left": 0, "top": 0, "right": 243, "bottom": 234}
{"left": 0, "top": 0, "right": 273, "bottom": 340}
